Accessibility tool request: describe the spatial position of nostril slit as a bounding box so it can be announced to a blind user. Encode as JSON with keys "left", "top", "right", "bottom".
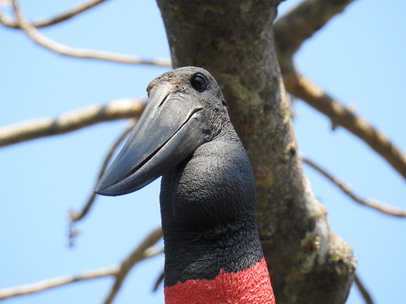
{"left": 158, "top": 93, "right": 172, "bottom": 108}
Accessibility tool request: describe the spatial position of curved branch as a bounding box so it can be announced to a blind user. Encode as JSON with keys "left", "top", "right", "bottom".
{"left": 0, "top": 0, "right": 108, "bottom": 28}
{"left": 287, "top": 72, "right": 406, "bottom": 180}
{"left": 302, "top": 156, "right": 406, "bottom": 217}
{"left": 10, "top": 0, "right": 171, "bottom": 67}
{"left": 274, "top": 0, "right": 356, "bottom": 62}
{"left": 103, "top": 227, "right": 163, "bottom": 304}
{"left": 69, "top": 119, "right": 137, "bottom": 225}
{"left": 152, "top": 270, "right": 164, "bottom": 292}
{"left": 274, "top": 0, "right": 406, "bottom": 180}
{"left": 0, "top": 99, "right": 146, "bottom": 147}
{"left": 0, "top": 227, "right": 163, "bottom": 301}
{"left": 0, "top": 266, "right": 119, "bottom": 300}
{"left": 354, "top": 274, "right": 374, "bottom": 304}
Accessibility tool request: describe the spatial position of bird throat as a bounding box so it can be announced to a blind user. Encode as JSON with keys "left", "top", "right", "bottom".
{"left": 161, "top": 217, "right": 276, "bottom": 304}
{"left": 164, "top": 257, "right": 275, "bottom": 304}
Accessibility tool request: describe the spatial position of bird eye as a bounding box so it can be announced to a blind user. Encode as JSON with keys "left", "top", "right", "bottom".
{"left": 190, "top": 74, "right": 207, "bottom": 92}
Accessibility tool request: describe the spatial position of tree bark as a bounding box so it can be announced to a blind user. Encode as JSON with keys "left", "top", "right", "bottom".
{"left": 156, "top": 1, "right": 356, "bottom": 303}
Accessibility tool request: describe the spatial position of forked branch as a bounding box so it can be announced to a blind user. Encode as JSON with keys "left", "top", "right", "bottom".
{"left": 9, "top": 0, "right": 171, "bottom": 67}
{"left": 0, "top": 227, "right": 163, "bottom": 301}
{"left": 274, "top": 0, "right": 406, "bottom": 180}
{"left": 274, "top": 0, "right": 356, "bottom": 64}
{"left": 103, "top": 227, "right": 163, "bottom": 304}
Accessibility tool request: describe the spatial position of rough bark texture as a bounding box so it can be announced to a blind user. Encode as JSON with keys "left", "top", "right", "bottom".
{"left": 156, "top": 1, "right": 356, "bottom": 303}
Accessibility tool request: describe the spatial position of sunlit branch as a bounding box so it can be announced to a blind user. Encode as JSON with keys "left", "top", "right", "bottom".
{"left": 354, "top": 274, "right": 374, "bottom": 304}
{"left": 0, "top": 99, "right": 146, "bottom": 147}
{"left": 0, "top": 227, "right": 163, "bottom": 300}
{"left": 302, "top": 156, "right": 406, "bottom": 217}
{"left": 10, "top": 0, "right": 171, "bottom": 67}
{"left": 0, "top": 0, "right": 108, "bottom": 28}
{"left": 69, "top": 119, "right": 137, "bottom": 225}
{"left": 152, "top": 270, "right": 164, "bottom": 292}
{"left": 274, "top": 0, "right": 406, "bottom": 180}
{"left": 0, "top": 266, "right": 119, "bottom": 300}
{"left": 103, "top": 227, "right": 163, "bottom": 304}
{"left": 274, "top": 0, "right": 356, "bottom": 63}
{"left": 290, "top": 73, "right": 406, "bottom": 180}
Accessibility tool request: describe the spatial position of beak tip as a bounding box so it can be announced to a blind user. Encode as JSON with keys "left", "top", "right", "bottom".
{"left": 94, "top": 180, "right": 114, "bottom": 196}
{"left": 95, "top": 178, "right": 132, "bottom": 197}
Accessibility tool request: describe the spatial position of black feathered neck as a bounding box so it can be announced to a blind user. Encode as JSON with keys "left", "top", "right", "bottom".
{"left": 160, "top": 136, "right": 263, "bottom": 286}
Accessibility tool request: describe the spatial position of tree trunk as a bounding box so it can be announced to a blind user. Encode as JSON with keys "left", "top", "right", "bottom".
{"left": 156, "top": 1, "right": 356, "bottom": 303}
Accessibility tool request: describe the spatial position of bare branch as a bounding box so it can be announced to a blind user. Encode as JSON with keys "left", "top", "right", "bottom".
{"left": 0, "top": 98, "right": 146, "bottom": 147}
{"left": 274, "top": 0, "right": 406, "bottom": 180}
{"left": 354, "top": 274, "right": 374, "bottom": 304}
{"left": 103, "top": 227, "right": 163, "bottom": 304}
{"left": 9, "top": 0, "right": 171, "bottom": 67}
{"left": 288, "top": 73, "right": 406, "bottom": 180}
{"left": 152, "top": 270, "right": 164, "bottom": 292}
{"left": 69, "top": 119, "right": 137, "bottom": 224}
{"left": 302, "top": 156, "right": 406, "bottom": 217}
{"left": 0, "top": 266, "right": 119, "bottom": 300}
{"left": 0, "top": 0, "right": 108, "bottom": 28}
{"left": 0, "top": 227, "right": 163, "bottom": 300}
{"left": 274, "top": 0, "right": 356, "bottom": 63}
{"left": 68, "top": 120, "right": 137, "bottom": 247}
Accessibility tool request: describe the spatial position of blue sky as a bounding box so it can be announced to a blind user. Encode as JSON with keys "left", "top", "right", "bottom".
{"left": 1, "top": 0, "right": 405, "bottom": 303}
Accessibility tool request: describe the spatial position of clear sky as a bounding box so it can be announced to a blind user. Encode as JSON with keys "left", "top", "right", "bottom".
{"left": 1, "top": 0, "right": 405, "bottom": 303}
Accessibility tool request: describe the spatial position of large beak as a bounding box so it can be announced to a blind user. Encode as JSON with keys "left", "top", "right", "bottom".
{"left": 95, "top": 84, "right": 206, "bottom": 196}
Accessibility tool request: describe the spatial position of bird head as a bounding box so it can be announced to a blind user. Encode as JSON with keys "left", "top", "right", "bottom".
{"left": 95, "top": 67, "right": 230, "bottom": 196}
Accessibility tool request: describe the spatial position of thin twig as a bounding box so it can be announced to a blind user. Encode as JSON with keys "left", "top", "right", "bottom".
{"left": 0, "top": 227, "right": 163, "bottom": 300}
{"left": 10, "top": 0, "right": 171, "bottom": 67}
{"left": 103, "top": 227, "right": 163, "bottom": 304}
{"left": 69, "top": 119, "right": 137, "bottom": 224}
{"left": 0, "top": 266, "right": 119, "bottom": 300}
{"left": 68, "top": 119, "right": 137, "bottom": 247}
{"left": 302, "top": 156, "right": 406, "bottom": 217}
{"left": 152, "top": 270, "right": 164, "bottom": 292}
{"left": 286, "top": 72, "right": 406, "bottom": 180}
{"left": 0, "top": 0, "right": 108, "bottom": 28}
{"left": 354, "top": 274, "right": 374, "bottom": 304}
{"left": 0, "top": 98, "right": 146, "bottom": 147}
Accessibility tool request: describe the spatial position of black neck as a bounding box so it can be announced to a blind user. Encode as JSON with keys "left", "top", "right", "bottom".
{"left": 159, "top": 139, "right": 263, "bottom": 287}
{"left": 162, "top": 216, "right": 263, "bottom": 287}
